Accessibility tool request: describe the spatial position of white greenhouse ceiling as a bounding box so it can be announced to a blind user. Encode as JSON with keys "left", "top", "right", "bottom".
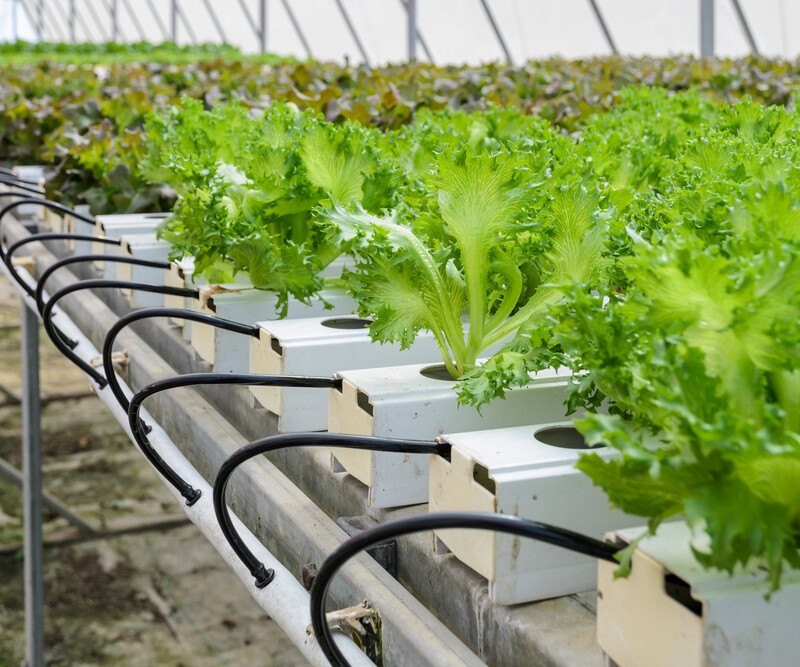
{"left": 0, "top": 0, "right": 796, "bottom": 63}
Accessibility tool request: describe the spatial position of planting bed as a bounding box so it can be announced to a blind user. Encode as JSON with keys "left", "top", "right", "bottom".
{"left": 6, "top": 43, "right": 800, "bottom": 667}
{"left": 3, "top": 212, "right": 602, "bottom": 666}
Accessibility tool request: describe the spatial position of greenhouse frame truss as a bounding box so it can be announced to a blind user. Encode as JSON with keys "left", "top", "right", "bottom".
{"left": 6, "top": 0, "right": 760, "bottom": 62}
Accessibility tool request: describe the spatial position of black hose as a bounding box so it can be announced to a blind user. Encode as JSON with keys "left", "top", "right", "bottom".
{"left": 102, "top": 307, "right": 259, "bottom": 411}
{"left": 42, "top": 281, "right": 199, "bottom": 388}
{"left": 309, "top": 512, "right": 619, "bottom": 666}
{"left": 35, "top": 254, "right": 171, "bottom": 314}
{"left": 127, "top": 373, "right": 341, "bottom": 505}
{"left": 4, "top": 233, "right": 120, "bottom": 297}
{"left": 213, "top": 433, "right": 443, "bottom": 589}
{"left": 0, "top": 191, "right": 45, "bottom": 201}
{"left": 0, "top": 176, "right": 45, "bottom": 195}
{"left": 34, "top": 255, "right": 172, "bottom": 352}
{"left": 0, "top": 200, "right": 92, "bottom": 257}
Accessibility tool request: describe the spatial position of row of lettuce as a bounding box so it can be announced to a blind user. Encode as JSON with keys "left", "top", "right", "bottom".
{"left": 3, "top": 52, "right": 800, "bottom": 213}
{"left": 140, "top": 87, "right": 800, "bottom": 590}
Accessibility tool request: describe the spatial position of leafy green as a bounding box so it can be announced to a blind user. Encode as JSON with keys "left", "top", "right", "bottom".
{"left": 143, "top": 100, "right": 398, "bottom": 311}
{"left": 324, "top": 123, "right": 607, "bottom": 378}
{"left": 556, "top": 186, "right": 800, "bottom": 588}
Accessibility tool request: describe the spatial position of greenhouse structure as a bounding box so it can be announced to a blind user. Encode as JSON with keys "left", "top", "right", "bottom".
{"left": 1, "top": 1, "right": 799, "bottom": 666}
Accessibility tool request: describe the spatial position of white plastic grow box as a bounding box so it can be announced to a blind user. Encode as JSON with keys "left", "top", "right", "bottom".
{"left": 328, "top": 363, "right": 572, "bottom": 508}
{"left": 115, "top": 233, "right": 172, "bottom": 308}
{"left": 429, "top": 422, "right": 639, "bottom": 604}
{"left": 249, "top": 315, "right": 442, "bottom": 431}
{"left": 190, "top": 284, "right": 356, "bottom": 373}
{"left": 598, "top": 521, "right": 800, "bottom": 667}
{"left": 91, "top": 212, "right": 168, "bottom": 276}
{"left": 65, "top": 204, "right": 93, "bottom": 255}
{"left": 163, "top": 258, "right": 197, "bottom": 341}
{"left": 8, "top": 165, "right": 46, "bottom": 220}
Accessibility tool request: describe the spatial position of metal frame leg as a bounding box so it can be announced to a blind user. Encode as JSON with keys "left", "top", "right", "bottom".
{"left": 700, "top": 0, "right": 714, "bottom": 57}
{"left": 22, "top": 301, "right": 44, "bottom": 667}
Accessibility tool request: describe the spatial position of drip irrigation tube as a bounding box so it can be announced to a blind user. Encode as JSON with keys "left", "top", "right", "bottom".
{"left": 214, "top": 433, "right": 444, "bottom": 588}
{"left": 4, "top": 233, "right": 120, "bottom": 297}
{"left": 5, "top": 234, "right": 121, "bottom": 351}
{"left": 309, "top": 512, "right": 619, "bottom": 666}
{"left": 0, "top": 191, "right": 44, "bottom": 201}
{"left": 0, "top": 176, "right": 45, "bottom": 195}
{"left": 35, "top": 254, "right": 171, "bottom": 314}
{"left": 2, "top": 261, "right": 371, "bottom": 667}
{"left": 127, "top": 374, "right": 340, "bottom": 506}
{"left": 101, "top": 307, "right": 260, "bottom": 411}
{"left": 34, "top": 255, "right": 172, "bottom": 352}
{"left": 0, "top": 198, "right": 95, "bottom": 260}
{"left": 43, "top": 281, "right": 199, "bottom": 388}
{"left": 0, "top": 168, "right": 43, "bottom": 185}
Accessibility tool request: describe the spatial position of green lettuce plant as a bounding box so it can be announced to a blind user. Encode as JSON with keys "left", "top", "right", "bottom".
{"left": 324, "top": 134, "right": 607, "bottom": 379}
{"left": 143, "top": 100, "right": 399, "bottom": 312}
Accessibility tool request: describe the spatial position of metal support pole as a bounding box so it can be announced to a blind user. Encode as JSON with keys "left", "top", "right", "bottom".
{"left": 111, "top": 0, "right": 118, "bottom": 41}
{"left": 22, "top": 301, "right": 44, "bottom": 667}
{"left": 730, "top": 0, "right": 759, "bottom": 55}
{"left": 171, "top": 0, "right": 177, "bottom": 42}
{"left": 36, "top": 0, "right": 43, "bottom": 38}
{"left": 201, "top": 0, "right": 228, "bottom": 43}
{"left": 700, "top": 0, "right": 714, "bottom": 57}
{"left": 175, "top": 2, "right": 197, "bottom": 43}
{"left": 281, "top": 0, "right": 313, "bottom": 58}
{"left": 407, "top": 0, "right": 417, "bottom": 61}
{"left": 143, "top": 0, "right": 169, "bottom": 40}
{"left": 69, "top": 0, "right": 76, "bottom": 42}
{"left": 332, "top": 0, "right": 371, "bottom": 66}
{"left": 259, "top": 0, "right": 267, "bottom": 53}
{"left": 0, "top": 458, "right": 96, "bottom": 534}
{"left": 18, "top": 0, "right": 42, "bottom": 40}
{"left": 587, "top": 0, "right": 618, "bottom": 54}
{"left": 120, "top": 0, "right": 147, "bottom": 40}
{"left": 399, "top": 0, "right": 433, "bottom": 62}
{"left": 478, "top": 0, "right": 513, "bottom": 64}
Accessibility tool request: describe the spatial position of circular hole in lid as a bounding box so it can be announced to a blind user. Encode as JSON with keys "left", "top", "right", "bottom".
{"left": 535, "top": 426, "right": 595, "bottom": 450}
{"left": 320, "top": 317, "right": 372, "bottom": 330}
{"left": 419, "top": 363, "right": 457, "bottom": 381}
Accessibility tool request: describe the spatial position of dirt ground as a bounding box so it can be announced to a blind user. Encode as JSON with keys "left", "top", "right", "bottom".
{"left": 0, "top": 275, "right": 308, "bottom": 666}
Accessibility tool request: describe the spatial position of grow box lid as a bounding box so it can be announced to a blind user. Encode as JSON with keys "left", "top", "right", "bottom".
{"left": 439, "top": 422, "right": 616, "bottom": 477}
{"left": 335, "top": 363, "right": 569, "bottom": 404}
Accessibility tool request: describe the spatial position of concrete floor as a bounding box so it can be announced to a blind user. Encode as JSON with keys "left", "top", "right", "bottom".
{"left": 0, "top": 274, "right": 308, "bottom": 666}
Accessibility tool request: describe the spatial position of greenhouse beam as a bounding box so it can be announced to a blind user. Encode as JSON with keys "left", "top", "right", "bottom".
{"left": 700, "top": 0, "right": 714, "bottom": 56}
{"left": 21, "top": 299, "right": 44, "bottom": 667}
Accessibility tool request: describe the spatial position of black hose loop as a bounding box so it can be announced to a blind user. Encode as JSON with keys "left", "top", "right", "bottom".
{"left": 213, "top": 433, "right": 441, "bottom": 589}
{"left": 102, "top": 308, "right": 258, "bottom": 411}
{"left": 126, "top": 373, "right": 338, "bottom": 505}
{"left": 0, "top": 198, "right": 94, "bottom": 260}
{"left": 309, "top": 512, "right": 619, "bottom": 666}
{"left": 35, "top": 254, "right": 171, "bottom": 314}
{"left": 4, "top": 232, "right": 119, "bottom": 298}
{"left": 0, "top": 176, "right": 45, "bottom": 195}
{"left": 42, "top": 281, "right": 199, "bottom": 388}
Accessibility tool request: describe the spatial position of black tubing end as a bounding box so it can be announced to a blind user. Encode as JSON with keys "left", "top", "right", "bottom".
{"left": 143, "top": 422, "right": 152, "bottom": 435}
{"left": 97, "top": 378, "right": 109, "bottom": 390}
{"left": 254, "top": 566, "right": 276, "bottom": 589}
{"left": 184, "top": 488, "right": 202, "bottom": 506}
{"left": 65, "top": 338, "right": 79, "bottom": 350}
